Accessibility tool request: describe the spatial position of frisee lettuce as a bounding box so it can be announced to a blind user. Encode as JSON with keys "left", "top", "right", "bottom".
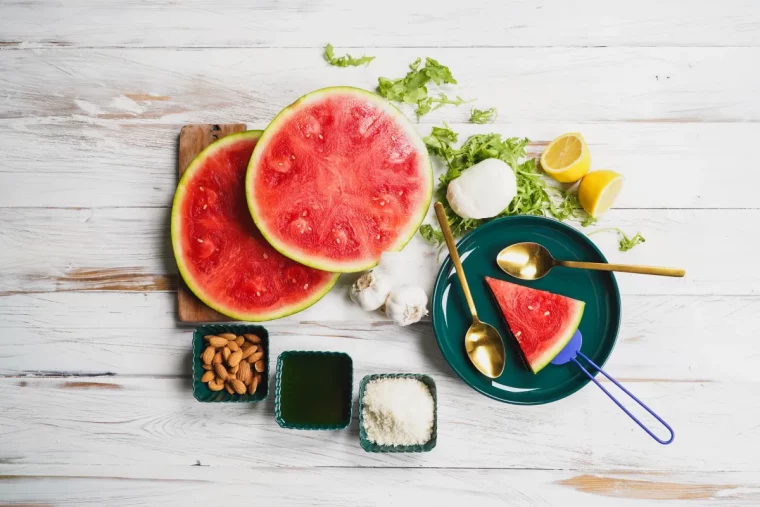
{"left": 588, "top": 228, "right": 646, "bottom": 251}
{"left": 420, "top": 125, "right": 596, "bottom": 242}
{"left": 470, "top": 107, "right": 498, "bottom": 124}
{"left": 378, "top": 58, "right": 471, "bottom": 119}
{"left": 323, "top": 44, "right": 375, "bottom": 67}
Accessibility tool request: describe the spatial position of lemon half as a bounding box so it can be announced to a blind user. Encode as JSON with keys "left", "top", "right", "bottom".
{"left": 578, "top": 170, "right": 624, "bottom": 218}
{"left": 540, "top": 132, "right": 591, "bottom": 183}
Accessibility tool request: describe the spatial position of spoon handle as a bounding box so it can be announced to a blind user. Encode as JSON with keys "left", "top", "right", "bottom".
{"left": 558, "top": 260, "right": 685, "bottom": 277}
{"left": 572, "top": 352, "right": 675, "bottom": 445}
{"left": 434, "top": 202, "right": 478, "bottom": 319}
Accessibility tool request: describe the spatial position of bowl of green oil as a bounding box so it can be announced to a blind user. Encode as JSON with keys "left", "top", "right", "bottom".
{"left": 274, "top": 351, "right": 353, "bottom": 430}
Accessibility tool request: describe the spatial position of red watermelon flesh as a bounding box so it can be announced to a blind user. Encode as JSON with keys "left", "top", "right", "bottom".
{"left": 246, "top": 87, "right": 433, "bottom": 273}
{"left": 485, "top": 277, "right": 585, "bottom": 373}
{"left": 171, "top": 131, "right": 339, "bottom": 321}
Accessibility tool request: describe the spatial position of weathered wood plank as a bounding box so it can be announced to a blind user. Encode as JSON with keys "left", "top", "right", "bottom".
{"left": 0, "top": 376, "right": 755, "bottom": 471}
{"left": 1, "top": 0, "right": 758, "bottom": 48}
{"left": 1, "top": 120, "right": 755, "bottom": 209}
{"left": 2, "top": 48, "right": 758, "bottom": 123}
{"left": 0, "top": 292, "right": 754, "bottom": 383}
{"left": 0, "top": 466, "right": 758, "bottom": 506}
{"left": 0, "top": 207, "right": 752, "bottom": 296}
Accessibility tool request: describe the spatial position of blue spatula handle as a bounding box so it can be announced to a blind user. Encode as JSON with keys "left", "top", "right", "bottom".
{"left": 573, "top": 351, "right": 675, "bottom": 445}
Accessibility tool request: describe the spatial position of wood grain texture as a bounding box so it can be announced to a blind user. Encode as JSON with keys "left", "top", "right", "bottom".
{"left": 0, "top": 207, "right": 754, "bottom": 297}
{"left": 0, "top": 467, "right": 758, "bottom": 506}
{"left": 1, "top": 292, "right": 757, "bottom": 383}
{"left": 0, "top": 376, "right": 757, "bottom": 472}
{"left": 176, "top": 124, "right": 246, "bottom": 323}
{"left": 2, "top": 48, "right": 759, "bottom": 124}
{"left": 0, "top": 0, "right": 759, "bottom": 48}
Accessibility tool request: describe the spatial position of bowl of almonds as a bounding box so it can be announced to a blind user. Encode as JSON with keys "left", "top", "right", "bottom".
{"left": 192, "top": 324, "right": 269, "bottom": 402}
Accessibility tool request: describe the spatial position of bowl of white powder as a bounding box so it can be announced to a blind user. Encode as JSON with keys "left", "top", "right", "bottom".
{"left": 358, "top": 373, "right": 437, "bottom": 452}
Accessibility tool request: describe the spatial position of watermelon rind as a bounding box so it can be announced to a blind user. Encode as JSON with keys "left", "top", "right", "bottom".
{"left": 171, "top": 130, "right": 339, "bottom": 321}
{"left": 245, "top": 86, "right": 433, "bottom": 273}
{"left": 530, "top": 300, "right": 584, "bottom": 373}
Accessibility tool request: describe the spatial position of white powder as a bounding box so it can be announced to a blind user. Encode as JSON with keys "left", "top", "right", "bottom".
{"left": 362, "top": 378, "right": 434, "bottom": 446}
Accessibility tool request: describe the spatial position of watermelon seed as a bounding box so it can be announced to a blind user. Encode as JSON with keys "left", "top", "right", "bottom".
{"left": 376, "top": 235, "right": 380, "bottom": 240}
{"left": 318, "top": 134, "right": 323, "bottom": 140}
{"left": 308, "top": 227, "right": 312, "bottom": 231}
{"left": 391, "top": 135, "right": 396, "bottom": 141}
{"left": 544, "top": 311, "right": 550, "bottom": 316}
{"left": 528, "top": 305, "right": 534, "bottom": 310}
{"left": 203, "top": 204, "right": 207, "bottom": 209}
{"left": 515, "top": 331, "right": 521, "bottom": 337}
{"left": 303, "top": 284, "right": 309, "bottom": 290}
{"left": 380, "top": 201, "right": 385, "bottom": 206}
{"left": 197, "top": 238, "right": 204, "bottom": 243}
{"left": 263, "top": 253, "right": 268, "bottom": 259}
{"left": 302, "top": 211, "right": 307, "bottom": 216}
{"left": 398, "top": 191, "right": 403, "bottom": 196}
{"left": 200, "top": 186, "right": 204, "bottom": 191}
{"left": 306, "top": 133, "right": 311, "bottom": 138}
{"left": 291, "top": 155, "right": 296, "bottom": 160}
{"left": 256, "top": 291, "right": 260, "bottom": 296}
{"left": 336, "top": 238, "right": 341, "bottom": 244}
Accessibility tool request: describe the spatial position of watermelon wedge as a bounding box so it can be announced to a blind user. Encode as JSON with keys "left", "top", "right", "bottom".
{"left": 246, "top": 87, "right": 433, "bottom": 273}
{"left": 485, "top": 277, "right": 585, "bottom": 373}
{"left": 171, "top": 131, "right": 339, "bottom": 321}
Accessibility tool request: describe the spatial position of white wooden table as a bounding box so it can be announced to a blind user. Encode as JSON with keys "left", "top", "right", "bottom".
{"left": 1, "top": 1, "right": 759, "bottom": 505}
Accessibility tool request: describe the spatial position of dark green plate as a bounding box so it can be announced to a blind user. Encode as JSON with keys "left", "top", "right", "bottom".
{"left": 432, "top": 216, "right": 621, "bottom": 405}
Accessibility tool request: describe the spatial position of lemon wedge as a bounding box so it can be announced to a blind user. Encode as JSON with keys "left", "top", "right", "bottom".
{"left": 540, "top": 132, "right": 591, "bottom": 183}
{"left": 578, "top": 170, "right": 624, "bottom": 217}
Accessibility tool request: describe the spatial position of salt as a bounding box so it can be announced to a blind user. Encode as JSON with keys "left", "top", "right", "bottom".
{"left": 362, "top": 378, "right": 434, "bottom": 446}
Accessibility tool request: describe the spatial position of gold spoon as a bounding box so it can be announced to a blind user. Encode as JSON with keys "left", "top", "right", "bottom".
{"left": 434, "top": 202, "right": 506, "bottom": 379}
{"left": 497, "top": 242, "right": 686, "bottom": 280}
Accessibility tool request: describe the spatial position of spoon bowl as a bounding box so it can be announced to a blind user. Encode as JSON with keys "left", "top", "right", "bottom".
{"left": 497, "top": 241, "right": 685, "bottom": 280}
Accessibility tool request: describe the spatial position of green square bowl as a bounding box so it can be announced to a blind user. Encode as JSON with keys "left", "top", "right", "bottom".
{"left": 275, "top": 351, "right": 353, "bottom": 430}
{"left": 358, "top": 373, "right": 438, "bottom": 452}
{"left": 192, "top": 324, "right": 269, "bottom": 402}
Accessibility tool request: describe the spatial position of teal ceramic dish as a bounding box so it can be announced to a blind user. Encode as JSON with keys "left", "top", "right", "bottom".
{"left": 358, "top": 373, "right": 437, "bottom": 453}
{"left": 192, "top": 324, "right": 269, "bottom": 403}
{"left": 432, "top": 216, "right": 621, "bottom": 405}
{"left": 275, "top": 351, "right": 353, "bottom": 430}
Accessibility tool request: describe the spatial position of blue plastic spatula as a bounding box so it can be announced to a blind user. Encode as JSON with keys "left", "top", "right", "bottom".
{"left": 551, "top": 330, "right": 675, "bottom": 445}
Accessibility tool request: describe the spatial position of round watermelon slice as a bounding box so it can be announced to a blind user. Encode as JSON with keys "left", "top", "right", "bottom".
{"left": 485, "top": 277, "right": 585, "bottom": 374}
{"left": 246, "top": 87, "right": 433, "bottom": 273}
{"left": 171, "top": 130, "right": 339, "bottom": 321}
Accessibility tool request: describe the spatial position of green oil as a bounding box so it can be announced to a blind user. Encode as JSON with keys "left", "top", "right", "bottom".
{"left": 278, "top": 353, "right": 352, "bottom": 427}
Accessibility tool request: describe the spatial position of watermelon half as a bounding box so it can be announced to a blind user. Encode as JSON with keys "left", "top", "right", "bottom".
{"left": 246, "top": 87, "right": 433, "bottom": 273}
{"left": 485, "top": 277, "right": 585, "bottom": 374}
{"left": 171, "top": 130, "right": 339, "bottom": 321}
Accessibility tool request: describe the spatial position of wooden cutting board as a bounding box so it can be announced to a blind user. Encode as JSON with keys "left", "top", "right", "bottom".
{"left": 176, "top": 124, "right": 246, "bottom": 323}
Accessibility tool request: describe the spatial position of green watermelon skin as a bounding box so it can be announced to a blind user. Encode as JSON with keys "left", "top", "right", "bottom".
{"left": 485, "top": 277, "right": 585, "bottom": 373}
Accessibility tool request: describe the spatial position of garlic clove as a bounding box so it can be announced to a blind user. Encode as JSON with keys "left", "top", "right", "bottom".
{"left": 350, "top": 270, "right": 393, "bottom": 312}
{"left": 385, "top": 285, "right": 429, "bottom": 326}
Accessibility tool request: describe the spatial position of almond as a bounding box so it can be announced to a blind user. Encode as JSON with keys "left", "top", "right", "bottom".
{"left": 254, "top": 359, "right": 265, "bottom": 373}
{"left": 228, "top": 350, "right": 243, "bottom": 367}
{"left": 230, "top": 378, "right": 247, "bottom": 394}
{"left": 214, "top": 363, "right": 228, "bottom": 380}
{"left": 248, "top": 375, "right": 259, "bottom": 395}
{"left": 208, "top": 379, "right": 224, "bottom": 391}
{"left": 237, "top": 362, "right": 251, "bottom": 383}
{"left": 201, "top": 346, "right": 215, "bottom": 364}
{"left": 243, "top": 333, "right": 262, "bottom": 344}
{"left": 247, "top": 351, "right": 264, "bottom": 363}
{"left": 241, "top": 345, "right": 258, "bottom": 359}
{"left": 230, "top": 364, "right": 239, "bottom": 375}
{"left": 227, "top": 341, "right": 240, "bottom": 352}
{"left": 218, "top": 332, "right": 237, "bottom": 340}
{"left": 223, "top": 346, "right": 231, "bottom": 362}
{"left": 213, "top": 352, "right": 222, "bottom": 365}
{"left": 235, "top": 336, "right": 245, "bottom": 347}
{"left": 208, "top": 336, "right": 228, "bottom": 347}
{"left": 225, "top": 382, "right": 235, "bottom": 395}
{"left": 215, "top": 376, "right": 225, "bottom": 384}
{"left": 201, "top": 363, "right": 213, "bottom": 371}
{"left": 204, "top": 334, "right": 219, "bottom": 341}
{"left": 201, "top": 371, "right": 215, "bottom": 383}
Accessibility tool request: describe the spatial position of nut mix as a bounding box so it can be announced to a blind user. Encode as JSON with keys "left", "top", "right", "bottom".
{"left": 201, "top": 333, "right": 264, "bottom": 396}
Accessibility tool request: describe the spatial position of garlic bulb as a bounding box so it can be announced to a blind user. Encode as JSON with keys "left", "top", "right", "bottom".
{"left": 350, "top": 270, "right": 392, "bottom": 311}
{"left": 446, "top": 158, "right": 517, "bottom": 219}
{"left": 385, "top": 285, "right": 429, "bottom": 326}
